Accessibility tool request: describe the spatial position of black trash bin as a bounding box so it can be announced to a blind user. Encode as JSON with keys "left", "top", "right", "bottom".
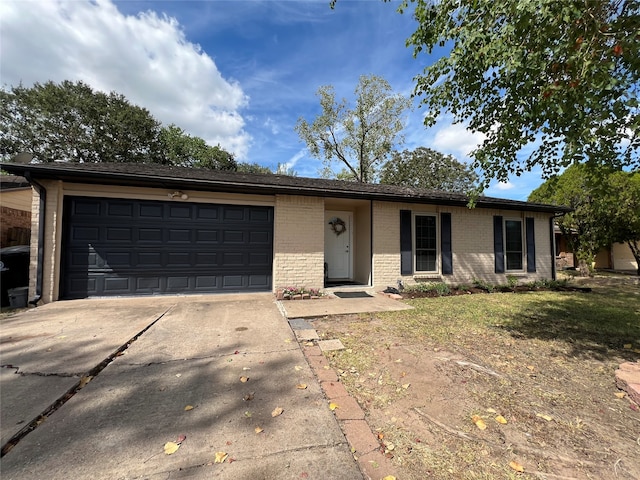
{"left": 0, "top": 245, "right": 30, "bottom": 308}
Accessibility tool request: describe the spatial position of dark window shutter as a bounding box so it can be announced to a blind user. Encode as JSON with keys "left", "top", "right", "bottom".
{"left": 441, "top": 212, "right": 453, "bottom": 275}
{"left": 493, "top": 216, "right": 504, "bottom": 273}
{"left": 400, "top": 210, "right": 412, "bottom": 275}
{"left": 526, "top": 217, "right": 536, "bottom": 272}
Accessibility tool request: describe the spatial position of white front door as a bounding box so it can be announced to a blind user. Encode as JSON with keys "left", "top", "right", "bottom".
{"left": 325, "top": 211, "right": 353, "bottom": 279}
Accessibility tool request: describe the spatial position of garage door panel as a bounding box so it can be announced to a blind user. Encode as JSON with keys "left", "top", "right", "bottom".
{"left": 168, "top": 205, "right": 192, "bottom": 218}
{"left": 106, "top": 227, "right": 132, "bottom": 241}
{"left": 139, "top": 204, "right": 163, "bottom": 218}
{"left": 62, "top": 197, "right": 273, "bottom": 298}
{"left": 108, "top": 203, "right": 133, "bottom": 217}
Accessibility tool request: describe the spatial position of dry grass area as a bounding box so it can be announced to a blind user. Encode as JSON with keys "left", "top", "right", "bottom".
{"left": 312, "top": 274, "right": 640, "bottom": 480}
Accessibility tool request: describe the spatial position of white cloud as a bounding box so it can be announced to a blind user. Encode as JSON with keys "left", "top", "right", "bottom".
{"left": 495, "top": 181, "right": 514, "bottom": 191}
{"left": 432, "top": 122, "right": 486, "bottom": 160}
{"left": 0, "top": 0, "right": 251, "bottom": 158}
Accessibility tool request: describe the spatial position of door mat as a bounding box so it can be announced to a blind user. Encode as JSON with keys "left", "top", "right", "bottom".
{"left": 333, "top": 291, "right": 373, "bottom": 299}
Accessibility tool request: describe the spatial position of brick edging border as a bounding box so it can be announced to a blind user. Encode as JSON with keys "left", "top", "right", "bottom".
{"left": 301, "top": 344, "right": 399, "bottom": 480}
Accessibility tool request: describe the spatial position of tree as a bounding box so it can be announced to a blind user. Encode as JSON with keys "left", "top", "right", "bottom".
{"left": 0, "top": 80, "right": 164, "bottom": 163}
{"left": 159, "top": 125, "right": 236, "bottom": 170}
{"left": 528, "top": 164, "right": 640, "bottom": 275}
{"left": 380, "top": 147, "right": 478, "bottom": 192}
{"left": 295, "top": 74, "right": 412, "bottom": 183}
{"left": 236, "top": 162, "right": 274, "bottom": 175}
{"left": 398, "top": 0, "right": 639, "bottom": 188}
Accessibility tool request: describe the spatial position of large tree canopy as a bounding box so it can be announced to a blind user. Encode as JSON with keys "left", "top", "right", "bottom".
{"left": 0, "top": 80, "right": 164, "bottom": 163}
{"left": 399, "top": 0, "right": 639, "bottom": 188}
{"left": 380, "top": 147, "right": 478, "bottom": 192}
{"left": 0, "top": 80, "right": 239, "bottom": 171}
{"left": 295, "top": 74, "right": 412, "bottom": 183}
{"left": 528, "top": 165, "right": 640, "bottom": 275}
{"left": 160, "top": 124, "right": 236, "bottom": 171}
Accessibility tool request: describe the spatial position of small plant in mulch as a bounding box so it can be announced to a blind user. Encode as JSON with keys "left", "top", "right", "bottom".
{"left": 401, "top": 278, "right": 590, "bottom": 299}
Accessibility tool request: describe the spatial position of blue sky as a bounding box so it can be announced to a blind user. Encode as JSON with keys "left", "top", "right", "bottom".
{"left": 0, "top": 0, "right": 545, "bottom": 199}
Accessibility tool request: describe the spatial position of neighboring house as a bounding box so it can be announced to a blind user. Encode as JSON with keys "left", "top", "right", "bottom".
{"left": 0, "top": 162, "right": 569, "bottom": 304}
{"left": 553, "top": 226, "right": 638, "bottom": 272}
{"left": 0, "top": 175, "right": 32, "bottom": 247}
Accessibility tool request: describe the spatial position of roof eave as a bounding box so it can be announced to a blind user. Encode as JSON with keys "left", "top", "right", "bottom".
{"left": 0, "top": 163, "right": 569, "bottom": 214}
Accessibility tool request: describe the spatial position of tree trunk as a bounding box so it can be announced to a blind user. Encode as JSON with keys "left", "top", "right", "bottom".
{"left": 626, "top": 240, "right": 640, "bottom": 276}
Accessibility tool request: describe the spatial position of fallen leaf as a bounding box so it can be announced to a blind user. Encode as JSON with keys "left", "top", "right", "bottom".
{"left": 271, "top": 407, "right": 284, "bottom": 417}
{"left": 78, "top": 375, "right": 93, "bottom": 389}
{"left": 536, "top": 413, "right": 553, "bottom": 421}
{"left": 240, "top": 376, "right": 249, "bottom": 383}
{"left": 175, "top": 373, "right": 182, "bottom": 378}
{"left": 329, "top": 402, "right": 339, "bottom": 411}
{"left": 164, "top": 442, "right": 180, "bottom": 455}
{"left": 377, "top": 432, "right": 384, "bottom": 440}
{"left": 243, "top": 367, "right": 251, "bottom": 371}
{"left": 214, "top": 451, "right": 228, "bottom": 463}
{"left": 495, "top": 415, "right": 508, "bottom": 424}
{"left": 623, "top": 343, "right": 632, "bottom": 349}
{"left": 226, "top": 440, "right": 232, "bottom": 446}
{"left": 526, "top": 365, "right": 535, "bottom": 371}
{"left": 244, "top": 411, "right": 252, "bottom": 418}
{"left": 472, "top": 415, "right": 487, "bottom": 430}
{"left": 284, "top": 338, "right": 292, "bottom": 343}
{"left": 296, "top": 383, "right": 308, "bottom": 389}
{"left": 184, "top": 405, "right": 194, "bottom": 411}
{"left": 255, "top": 426, "right": 264, "bottom": 434}
{"left": 243, "top": 392, "right": 254, "bottom": 401}
{"left": 615, "top": 392, "right": 626, "bottom": 399}
{"left": 323, "top": 365, "right": 330, "bottom": 370}
{"left": 385, "top": 442, "right": 395, "bottom": 451}
{"left": 485, "top": 408, "right": 497, "bottom": 414}
{"left": 383, "top": 476, "right": 397, "bottom": 480}
{"left": 509, "top": 460, "right": 524, "bottom": 472}
{"left": 234, "top": 350, "right": 240, "bottom": 354}
{"left": 176, "top": 434, "right": 186, "bottom": 443}
{"left": 305, "top": 342, "right": 314, "bottom": 346}
{"left": 294, "top": 365, "right": 303, "bottom": 371}
{"left": 401, "top": 383, "right": 410, "bottom": 389}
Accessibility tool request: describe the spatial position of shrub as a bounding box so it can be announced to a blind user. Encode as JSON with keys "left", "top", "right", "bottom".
{"left": 404, "top": 282, "right": 451, "bottom": 296}
{"left": 472, "top": 278, "right": 494, "bottom": 293}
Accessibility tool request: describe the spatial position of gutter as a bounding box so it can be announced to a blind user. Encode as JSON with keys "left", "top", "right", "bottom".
{"left": 23, "top": 173, "right": 45, "bottom": 306}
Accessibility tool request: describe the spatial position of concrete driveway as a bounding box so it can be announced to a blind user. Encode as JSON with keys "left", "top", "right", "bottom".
{"left": 0, "top": 294, "right": 363, "bottom": 479}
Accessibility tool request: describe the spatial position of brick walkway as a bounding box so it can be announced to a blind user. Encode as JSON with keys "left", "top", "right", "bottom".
{"left": 616, "top": 361, "right": 640, "bottom": 405}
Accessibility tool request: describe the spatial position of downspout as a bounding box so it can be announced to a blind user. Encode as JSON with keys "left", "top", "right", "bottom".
{"left": 550, "top": 212, "right": 566, "bottom": 281}
{"left": 24, "top": 173, "right": 45, "bottom": 306}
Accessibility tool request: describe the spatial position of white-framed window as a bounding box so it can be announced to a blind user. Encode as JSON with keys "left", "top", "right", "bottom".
{"left": 504, "top": 218, "right": 524, "bottom": 271}
{"left": 413, "top": 214, "right": 438, "bottom": 273}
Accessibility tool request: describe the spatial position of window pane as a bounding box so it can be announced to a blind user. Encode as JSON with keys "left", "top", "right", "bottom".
{"left": 506, "top": 252, "right": 523, "bottom": 270}
{"left": 415, "top": 215, "right": 437, "bottom": 272}
{"left": 505, "top": 220, "right": 523, "bottom": 270}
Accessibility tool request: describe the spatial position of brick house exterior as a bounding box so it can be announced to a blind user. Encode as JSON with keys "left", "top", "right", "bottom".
{"left": 0, "top": 162, "right": 568, "bottom": 304}
{"left": 0, "top": 176, "right": 32, "bottom": 247}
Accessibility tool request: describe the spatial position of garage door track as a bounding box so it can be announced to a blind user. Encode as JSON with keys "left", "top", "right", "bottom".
{"left": 0, "top": 294, "right": 362, "bottom": 479}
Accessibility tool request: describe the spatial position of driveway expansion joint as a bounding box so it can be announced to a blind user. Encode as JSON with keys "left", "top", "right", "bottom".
{"left": 1, "top": 305, "right": 174, "bottom": 458}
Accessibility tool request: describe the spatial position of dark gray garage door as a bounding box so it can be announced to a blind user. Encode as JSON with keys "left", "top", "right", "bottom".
{"left": 61, "top": 196, "right": 273, "bottom": 299}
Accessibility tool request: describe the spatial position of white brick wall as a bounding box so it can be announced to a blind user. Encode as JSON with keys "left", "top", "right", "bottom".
{"left": 372, "top": 202, "right": 555, "bottom": 289}
{"left": 273, "top": 195, "right": 325, "bottom": 290}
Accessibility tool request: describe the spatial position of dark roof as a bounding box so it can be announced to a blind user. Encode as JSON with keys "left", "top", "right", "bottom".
{"left": 0, "top": 161, "right": 570, "bottom": 213}
{"left": 0, "top": 175, "right": 31, "bottom": 190}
